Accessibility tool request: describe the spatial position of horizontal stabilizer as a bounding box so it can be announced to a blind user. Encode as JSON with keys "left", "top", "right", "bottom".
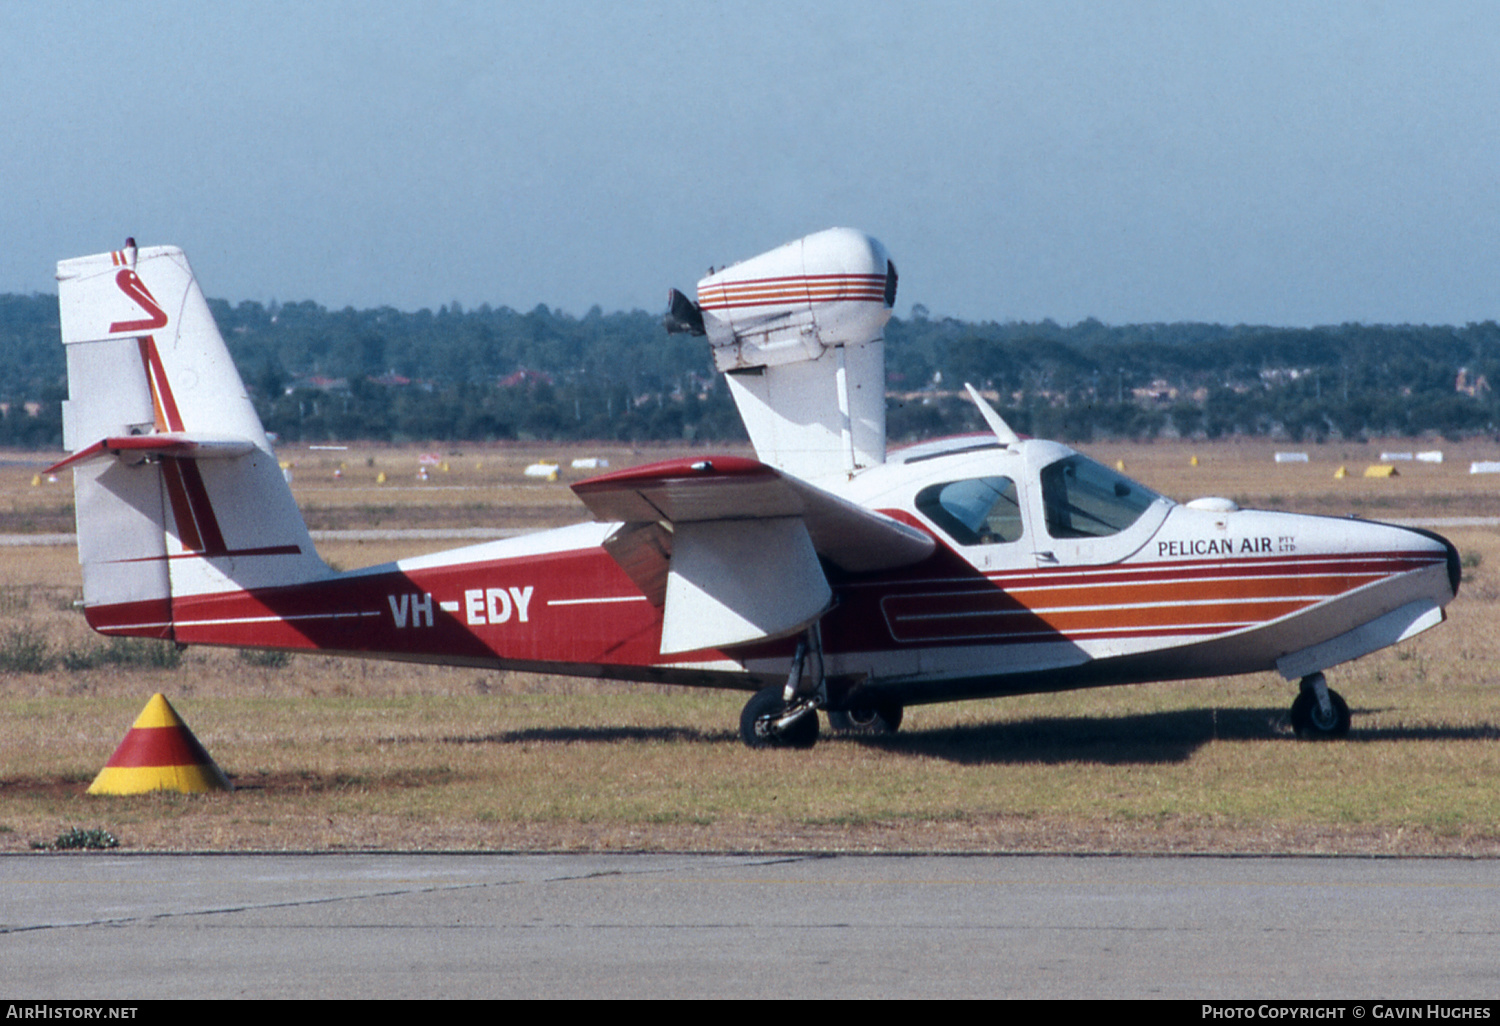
{"left": 46, "top": 433, "right": 257, "bottom": 474}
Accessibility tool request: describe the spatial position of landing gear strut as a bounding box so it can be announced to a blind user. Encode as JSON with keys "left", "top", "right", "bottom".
{"left": 1289, "top": 671, "right": 1351, "bottom": 739}
{"left": 739, "top": 685, "right": 820, "bottom": 748}
{"left": 739, "top": 626, "right": 825, "bottom": 749}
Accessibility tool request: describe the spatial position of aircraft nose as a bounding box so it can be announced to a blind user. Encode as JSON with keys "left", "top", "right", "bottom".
{"left": 1403, "top": 526, "right": 1461, "bottom": 600}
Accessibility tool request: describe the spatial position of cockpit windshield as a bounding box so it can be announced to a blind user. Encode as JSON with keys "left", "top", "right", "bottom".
{"left": 1040, "top": 455, "right": 1161, "bottom": 539}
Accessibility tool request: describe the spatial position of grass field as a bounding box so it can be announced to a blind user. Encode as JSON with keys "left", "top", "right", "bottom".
{"left": 2, "top": 436, "right": 1499, "bottom": 854}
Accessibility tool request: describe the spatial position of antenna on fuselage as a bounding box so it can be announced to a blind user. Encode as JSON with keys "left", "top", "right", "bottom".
{"left": 964, "top": 383, "right": 1021, "bottom": 447}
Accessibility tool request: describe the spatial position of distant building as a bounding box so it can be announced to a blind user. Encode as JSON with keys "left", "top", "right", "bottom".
{"left": 500, "top": 368, "right": 555, "bottom": 388}
{"left": 285, "top": 376, "right": 350, "bottom": 395}
{"left": 1456, "top": 368, "right": 1490, "bottom": 397}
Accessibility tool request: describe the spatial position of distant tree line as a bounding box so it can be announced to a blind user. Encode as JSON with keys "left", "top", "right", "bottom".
{"left": 884, "top": 314, "right": 1500, "bottom": 444}
{"left": 3, "top": 290, "right": 1500, "bottom": 448}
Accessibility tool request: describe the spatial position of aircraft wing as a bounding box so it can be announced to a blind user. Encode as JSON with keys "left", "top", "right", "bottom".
{"left": 572, "top": 456, "right": 934, "bottom": 571}
{"left": 573, "top": 456, "right": 934, "bottom": 654}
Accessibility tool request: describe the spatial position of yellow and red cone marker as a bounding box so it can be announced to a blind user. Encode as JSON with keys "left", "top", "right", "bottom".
{"left": 88, "top": 693, "right": 232, "bottom": 795}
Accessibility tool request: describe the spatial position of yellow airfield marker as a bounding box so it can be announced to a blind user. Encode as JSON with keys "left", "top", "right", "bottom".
{"left": 88, "top": 693, "right": 232, "bottom": 795}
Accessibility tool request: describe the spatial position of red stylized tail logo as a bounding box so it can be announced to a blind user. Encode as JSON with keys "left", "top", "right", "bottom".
{"left": 110, "top": 270, "right": 169, "bottom": 334}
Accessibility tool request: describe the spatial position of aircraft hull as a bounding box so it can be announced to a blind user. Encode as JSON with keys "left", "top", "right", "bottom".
{"left": 81, "top": 512, "right": 1456, "bottom": 705}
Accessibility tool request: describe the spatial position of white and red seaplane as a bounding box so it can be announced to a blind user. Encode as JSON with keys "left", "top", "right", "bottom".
{"left": 49, "top": 230, "right": 1459, "bottom": 747}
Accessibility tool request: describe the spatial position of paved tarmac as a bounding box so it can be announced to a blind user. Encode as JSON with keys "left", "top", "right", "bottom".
{"left": 2, "top": 853, "right": 1497, "bottom": 999}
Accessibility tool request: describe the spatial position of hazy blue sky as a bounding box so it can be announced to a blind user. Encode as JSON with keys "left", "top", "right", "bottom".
{"left": 3, "top": 1, "right": 1498, "bottom": 326}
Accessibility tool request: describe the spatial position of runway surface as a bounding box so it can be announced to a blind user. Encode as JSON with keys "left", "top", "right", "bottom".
{"left": 3, "top": 853, "right": 1497, "bottom": 998}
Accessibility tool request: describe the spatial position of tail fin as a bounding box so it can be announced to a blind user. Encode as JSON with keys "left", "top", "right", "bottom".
{"left": 52, "top": 242, "right": 328, "bottom": 637}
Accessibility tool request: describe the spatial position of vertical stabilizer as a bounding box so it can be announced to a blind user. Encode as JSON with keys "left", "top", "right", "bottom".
{"left": 694, "top": 229, "right": 895, "bottom": 481}
{"left": 54, "top": 243, "right": 328, "bottom": 637}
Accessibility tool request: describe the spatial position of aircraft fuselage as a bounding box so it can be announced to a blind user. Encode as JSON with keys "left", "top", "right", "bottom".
{"left": 83, "top": 438, "right": 1458, "bottom": 712}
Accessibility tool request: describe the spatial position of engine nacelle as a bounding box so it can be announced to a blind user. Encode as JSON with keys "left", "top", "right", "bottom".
{"left": 697, "top": 228, "right": 896, "bottom": 372}
{"left": 690, "top": 229, "right": 897, "bottom": 480}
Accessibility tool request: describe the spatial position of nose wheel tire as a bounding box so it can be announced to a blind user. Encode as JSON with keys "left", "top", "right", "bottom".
{"left": 828, "top": 704, "right": 904, "bottom": 735}
{"left": 1290, "top": 684, "right": 1350, "bottom": 739}
{"left": 740, "top": 685, "right": 820, "bottom": 749}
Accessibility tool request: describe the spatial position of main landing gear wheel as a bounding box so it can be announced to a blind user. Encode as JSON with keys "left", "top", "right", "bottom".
{"left": 827, "top": 704, "right": 904, "bottom": 735}
{"left": 740, "top": 685, "right": 820, "bottom": 749}
{"left": 1290, "top": 672, "right": 1351, "bottom": 740}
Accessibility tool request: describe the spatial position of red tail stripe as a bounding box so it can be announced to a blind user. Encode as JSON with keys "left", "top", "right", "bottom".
{"left": 136, "top": 337, "right": 186, "bottom": 432}
{"left": 160, "top": 459, "right": 204, "bottom": 552}
{"left": 174, "top": 458, "right": 227, "bottom": 554}
{"left": 160, "top": 458, "right": 227, "bottom": 555}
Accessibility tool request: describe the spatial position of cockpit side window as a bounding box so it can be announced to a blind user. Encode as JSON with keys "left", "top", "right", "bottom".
{"left": 1040, "top": 455, "right": 1159, "bottom": 538}
{"left": 915, "top": 477, "right": 1024, "bottom": 546}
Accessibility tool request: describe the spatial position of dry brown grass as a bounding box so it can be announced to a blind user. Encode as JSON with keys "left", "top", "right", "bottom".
{"left": 3, "top": 439, "right": 1500, "bottom": 855}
